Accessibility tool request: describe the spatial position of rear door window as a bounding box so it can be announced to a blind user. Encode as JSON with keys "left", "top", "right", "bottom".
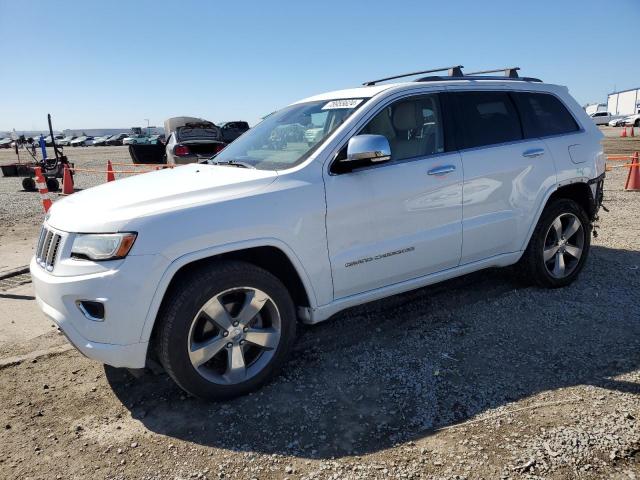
{"left": 452, "top": 92, "right": 522, "bottom": 149}
{"left": 513, "top": 92, "right": 579, "bottom": 138}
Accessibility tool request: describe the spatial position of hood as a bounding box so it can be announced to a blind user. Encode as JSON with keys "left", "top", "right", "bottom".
{"left": 47, "top": 164, "right": 278, "bottom": 232}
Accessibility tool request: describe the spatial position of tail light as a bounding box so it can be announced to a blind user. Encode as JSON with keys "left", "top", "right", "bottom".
{"left": 174, "top": 145, "right": 190, "bottom": 156}
{"left": 214, "top": 143, "right": 227, "bottom": 153}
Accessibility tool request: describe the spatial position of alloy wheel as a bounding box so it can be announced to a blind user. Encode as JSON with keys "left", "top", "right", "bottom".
{"left": 187, "top": 287, "right": 281, "bottom": 385}
{"left": 543, "top": 213, "right": 585, "bottom": 279}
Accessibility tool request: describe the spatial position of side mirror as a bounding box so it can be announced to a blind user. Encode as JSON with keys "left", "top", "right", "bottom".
{"left": 346, "top": 134, "right": 391, "bottom": 163}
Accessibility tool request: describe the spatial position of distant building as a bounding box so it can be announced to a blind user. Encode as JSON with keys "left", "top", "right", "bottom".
{"left": 608, "top": 88, "right": 640, "bottom": 116}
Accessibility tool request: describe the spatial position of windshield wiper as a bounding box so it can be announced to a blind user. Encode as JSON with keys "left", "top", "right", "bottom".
{"left": 211, "top": 159, "right": 256, "bottom": 169}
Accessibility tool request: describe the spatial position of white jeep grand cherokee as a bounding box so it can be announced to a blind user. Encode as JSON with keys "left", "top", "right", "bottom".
{"left": 31, "top": 66, "right": 605, "bottom": 400}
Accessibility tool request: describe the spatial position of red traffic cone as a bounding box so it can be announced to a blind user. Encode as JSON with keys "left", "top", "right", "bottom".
{"left": 625, "top": 152, "right": 640, "bottom": 191}
{"left": 621, "top": 127, "right": 627, "bottom": 138}
{"left": 34, "top": 167, "right": 52, "bottom": 212}
{"left": 631, "top": 126, "right": 635, "bottom": 137}
{"left": 62, "top": 165, "right": 74, "bottom": 195}
{"left": 106, "top": 160, "right": 115, "bottom": 182}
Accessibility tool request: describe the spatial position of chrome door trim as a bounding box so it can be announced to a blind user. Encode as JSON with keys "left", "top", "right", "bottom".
{"left": 427, "top": 165, "right": 457, "bottom": 175}
{"left": 522, "top": 148, "right": 546, "bottom": 158}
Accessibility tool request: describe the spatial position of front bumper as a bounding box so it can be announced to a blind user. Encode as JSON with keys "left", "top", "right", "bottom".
{"left": 30, "top": 253, "right": 168, "bottom": 369}
{"left": 35, "top": 291, "right": 148, "bottom": 367}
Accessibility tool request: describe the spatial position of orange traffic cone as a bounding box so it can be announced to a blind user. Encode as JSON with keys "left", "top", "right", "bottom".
{"left": 106, "top": 160, "right": 115, "bottom": 182}
{"left": 625, "top": 152, "right": 640, "bottom": 191}
{"left": 33, "top": 167, "right": 52, "bottom": 212}
{"left": 631, "top": 126, "right": 635, "bottom": 137}
{"left": 62, "top": 165, "right": 74, "bottom": 195}
{"left": 621, "top": 127, "right": 627, "bottom": 138}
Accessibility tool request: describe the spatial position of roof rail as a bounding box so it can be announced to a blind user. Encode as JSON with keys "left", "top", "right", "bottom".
{"left": 465, "top": 67, "right": 520, "bottom": 78}
{"left": 363, "top": 65, "right": 464, "bottom": 86}
{"left": 415, "top": 66, "right": 542, "bottom": 83}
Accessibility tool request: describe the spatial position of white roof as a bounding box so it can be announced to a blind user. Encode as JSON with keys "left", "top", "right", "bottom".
{"left": 293, "top": 79, "right": 561, "bottom": 105}
{"left": 293, "top": 84, "right": 394, "bottom": 104}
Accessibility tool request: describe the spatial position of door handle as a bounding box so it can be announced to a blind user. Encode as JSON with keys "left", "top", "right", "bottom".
{"left": 522, "top": 148, "right": 545, "bottom": 158}
{"left": 427, "top": 165, "right": 456, "bottom": 176}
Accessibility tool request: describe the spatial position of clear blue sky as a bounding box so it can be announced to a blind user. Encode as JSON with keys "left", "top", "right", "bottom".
{"left": 1, "top": 0, "right": 638, "bottom": 131}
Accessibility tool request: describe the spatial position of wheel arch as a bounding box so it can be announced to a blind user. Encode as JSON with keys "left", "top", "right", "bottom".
{"left": 520, "top": 180, "right": 596, "bottom": 253}
{"left": 138, "top": 239, "right": 317, "bottom": 346}
{"left": 546, "top": 182, "right": 596, "bottom": 219}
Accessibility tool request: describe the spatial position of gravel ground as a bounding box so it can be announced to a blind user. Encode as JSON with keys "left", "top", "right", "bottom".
{"left": 0, "top": 132, "right": 639, "bottom": 479}
{"left": 0, "top": 145, "right": 138, "bottom": 238}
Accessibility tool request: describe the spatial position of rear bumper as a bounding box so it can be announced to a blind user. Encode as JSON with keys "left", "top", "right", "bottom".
{"left": 588, "top": 172, "right": 605, "bottom": 220}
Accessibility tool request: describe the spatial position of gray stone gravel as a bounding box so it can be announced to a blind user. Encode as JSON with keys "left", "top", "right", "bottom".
{"left": 0, "top": 145, "right": 136, "bottom": 234}
{"left": 0, "top": 143, "right": 639, "bottom": 479}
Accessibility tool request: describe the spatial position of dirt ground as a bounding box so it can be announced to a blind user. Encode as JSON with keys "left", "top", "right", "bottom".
{"left": 0, "top": 129, "right": 639, "bottom": 479}
{"left": 0, "top": 145, "right": 134, "bottom": 238}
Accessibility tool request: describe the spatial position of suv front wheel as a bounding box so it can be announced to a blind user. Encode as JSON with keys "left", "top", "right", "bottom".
{"left": 520, "top": 199, "right": 591, "bottom": 288}
{"left": 156, "top": 260, "right": 296, "bottom": 400}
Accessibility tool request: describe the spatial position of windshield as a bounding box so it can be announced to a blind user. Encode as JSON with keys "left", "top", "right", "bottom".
{"left": 208, "top": 98, "right": 365, "bottom": 170}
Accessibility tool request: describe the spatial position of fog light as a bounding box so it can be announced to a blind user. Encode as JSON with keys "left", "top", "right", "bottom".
{"left": 77, "top": 300, "right": 105, "bottom": 321}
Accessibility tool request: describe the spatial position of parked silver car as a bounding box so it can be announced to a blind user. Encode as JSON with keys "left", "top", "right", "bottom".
{"left": 165, "top": 117, "right": 226, "bottom": 165}
{"left": 58, "top": 136, "right": 77, "bottom": 146}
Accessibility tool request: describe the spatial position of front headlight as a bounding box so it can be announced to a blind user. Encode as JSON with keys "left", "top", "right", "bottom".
{"left": 71, "top": 233, "right": 137, "bottom": 261}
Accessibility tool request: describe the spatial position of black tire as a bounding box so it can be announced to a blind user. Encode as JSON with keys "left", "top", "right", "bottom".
{"left": 519, "top": 198, "right": 591, "bottom": 288}
{"left": 635, "top": 119, "right": 640, "bottom": 128}
{"left": 46, "top": 178, "right": 60, "bottom": 192}
{"left": 156, "top": 260, "right": 297, "bottom": 400}
{"left": 22, "top": 177, "right": 36, "bottom": 191}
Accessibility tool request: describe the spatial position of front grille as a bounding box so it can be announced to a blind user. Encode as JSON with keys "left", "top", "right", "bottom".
{"left": 36, "top": 226, "right": 62, "bottom": 271}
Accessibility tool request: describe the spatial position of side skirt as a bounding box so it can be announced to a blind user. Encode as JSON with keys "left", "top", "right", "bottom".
{"left": 300, "top": 251, "right": 522, "bottom": 325}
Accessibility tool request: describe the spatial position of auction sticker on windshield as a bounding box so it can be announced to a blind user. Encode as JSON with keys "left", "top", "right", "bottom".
{"left": 322, "top": 99, "right": 364, "bottom": 110}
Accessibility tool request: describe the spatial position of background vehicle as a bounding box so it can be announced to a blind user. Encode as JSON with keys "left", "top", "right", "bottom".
{"left": 122, "top": 134, "right": 149, "bottom": 145}
{"left": 304, "top": 127, "right": 324, "bottom": 145}
{"left": 58, "top": 135, "right": 77, "bottom": 146}
{"left": 148, "top": 134, "right": 165, "bottom": 144}
{"left": 608, "top": 118, "right": 626, "bottom": 127}
{"left": 218, "top": 121, "right": 250, "bottom": 143}
{"left": 165, "top": 117, "right": 226, "bottom": 165}
{"left": 45, "top": 134, "right": 64, "bottom": 146}
{"left": 0, "top": 137, "right": 12, "bottom": 148}
{"left": 92, "top": 135, "right": 110, "bottom": 146}
{"left": 589, "top": 111, "right": 622, "bottom": 125}
{"left": 70, "top": 135, "right": 94, "bottom": 147}
{"left": 623, "top": 112, "right": 640, "bottom": 127}
{"left": 106, "top": 133, "right": 128, "bottom": 146}
{"left": 31, "top": 66, "right": 605, "bottom": 401}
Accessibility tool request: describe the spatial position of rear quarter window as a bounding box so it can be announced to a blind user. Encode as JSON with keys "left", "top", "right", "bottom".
{"left": 452, "top": 91, "right": 523, "bottom": 149}
{"left": 513, "top": 92, "right": 580, "bottom": 138}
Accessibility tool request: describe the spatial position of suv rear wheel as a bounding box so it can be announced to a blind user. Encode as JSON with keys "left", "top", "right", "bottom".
{"left": 156, "top": 260, "right": 296, "bottom": 400}
{"left": 520, "top": 199, "right": 591, "bottom": 288}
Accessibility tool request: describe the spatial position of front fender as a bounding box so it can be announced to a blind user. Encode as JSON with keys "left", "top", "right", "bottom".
{"left": 137, "top": 237, "right": 318, "bottom": 343}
